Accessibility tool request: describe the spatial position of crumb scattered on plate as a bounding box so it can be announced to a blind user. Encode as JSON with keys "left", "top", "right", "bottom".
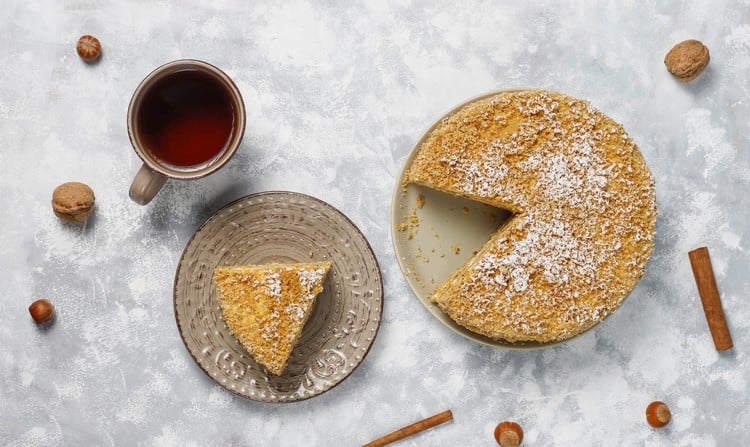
{"left": 397, "top": 209, "right": 421, "bottom": 239}
{"left": 415, "top": 247, "right": 430, "bottom": 263}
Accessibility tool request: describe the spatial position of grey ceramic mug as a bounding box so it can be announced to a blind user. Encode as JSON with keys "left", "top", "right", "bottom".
{"left": 127, "top": 59, "right": 246, "bottom": 205}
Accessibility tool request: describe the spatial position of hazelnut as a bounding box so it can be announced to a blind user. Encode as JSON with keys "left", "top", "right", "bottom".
{"left": 29, "top": 299, "right": 55, "bottom": 325}
{"left": 494, "top": 421, "right": 523, "bottom": 447}
{"left": 76, "top": 35, "right": 101, "bottom": 61}
{"left": 664, "top": 39, "right": 709, "bottom": 82}
{"left": 646, "top": 401, "right": 671, "bottom": 428}
{"left": 52, "top": 181, "right": 95, "bottom": 222}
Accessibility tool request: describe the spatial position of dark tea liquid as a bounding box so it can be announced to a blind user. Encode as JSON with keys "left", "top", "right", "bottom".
{"left": 137, "top": 70, "right": 234, "bottom": 169}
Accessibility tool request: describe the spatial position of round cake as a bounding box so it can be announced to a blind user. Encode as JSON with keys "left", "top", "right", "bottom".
{"left": 405, "top": 90, "right": 656, "bottom": 343}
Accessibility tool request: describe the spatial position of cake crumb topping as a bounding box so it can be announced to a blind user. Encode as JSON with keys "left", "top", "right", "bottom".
{"left": 214, "top": 262, "right": 332, "bottom": 374}
{"left": 406, "top": 90, "right": 656, "bottom": 343}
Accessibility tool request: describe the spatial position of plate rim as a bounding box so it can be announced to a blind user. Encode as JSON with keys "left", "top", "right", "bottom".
{"left": 174, "top": 190, "right": 384, "bottom": 403}
{"left": 390, "top": 89, "right": 612, "bottom": 350}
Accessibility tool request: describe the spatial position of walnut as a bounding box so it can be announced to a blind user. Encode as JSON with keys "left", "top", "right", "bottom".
{"left": 664, "top": 39, "right": 710, "bottom": 82}
{"left": 52, "top": 182, "right": 95, "bottom": 222}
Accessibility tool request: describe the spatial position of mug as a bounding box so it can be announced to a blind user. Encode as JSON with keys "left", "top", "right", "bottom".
{"left": 127, "top": 59, "right": 246, "bottom": 205}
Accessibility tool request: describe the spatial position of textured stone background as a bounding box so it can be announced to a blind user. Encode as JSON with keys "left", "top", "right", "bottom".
{"left": 1, "top": 0, "right": 749, "bottom": 445}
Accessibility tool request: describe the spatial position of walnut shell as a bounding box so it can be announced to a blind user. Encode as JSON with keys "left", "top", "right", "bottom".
{"left": 664, "top": 39, "right": 710, "bottom": 82}
{"left": 52, "top": 182, "right": 95, "bottom": 222}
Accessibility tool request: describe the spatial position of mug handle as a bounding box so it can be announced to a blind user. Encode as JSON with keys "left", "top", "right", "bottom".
{"left": 129, "top": 164, "right": 168, "bottom": 205}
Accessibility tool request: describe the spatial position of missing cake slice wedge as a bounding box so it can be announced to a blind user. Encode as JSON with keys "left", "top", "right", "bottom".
{"left": 214, "top": 262, "right": 332, "bottom": 376}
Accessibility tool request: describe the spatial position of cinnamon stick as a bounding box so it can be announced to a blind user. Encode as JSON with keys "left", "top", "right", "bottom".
{"left": 688, "top": 247, "right": 733, "bottom": 351}
{"left": 362, "top": 410, "right": 453, "bottom": 447}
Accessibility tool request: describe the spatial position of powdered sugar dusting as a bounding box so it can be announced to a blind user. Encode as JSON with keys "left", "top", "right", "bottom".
{"left": 298, "top": 267, "right": 326, "bottom": 296}
{"left": 265, "top": 272, "right": 282, "bottom": 297}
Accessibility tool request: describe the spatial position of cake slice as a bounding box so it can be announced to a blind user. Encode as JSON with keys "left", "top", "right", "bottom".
{"left": 213, "top": 262, "right": 332, "bottom": 375}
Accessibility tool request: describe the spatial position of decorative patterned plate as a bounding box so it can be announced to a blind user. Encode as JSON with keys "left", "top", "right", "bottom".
{"left": 174, "top": 191, "right": 383, "bottom": 402}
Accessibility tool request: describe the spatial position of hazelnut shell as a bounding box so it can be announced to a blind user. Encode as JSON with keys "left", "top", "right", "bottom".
{"left": 76, "top": 35, "right": 101, "bottom": 61}
{"left": 29, "top": 299, "right": 55, "bottom": 325}
{"left": 494, "top": 421, "right": 523, "bottom": 447}
{"left": 646, "top": 401, "right": 671, "bottom": 428}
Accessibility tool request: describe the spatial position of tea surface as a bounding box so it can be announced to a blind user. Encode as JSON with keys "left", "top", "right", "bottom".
{"left": 137, "top": 70, "right": 234, "bottom": 169}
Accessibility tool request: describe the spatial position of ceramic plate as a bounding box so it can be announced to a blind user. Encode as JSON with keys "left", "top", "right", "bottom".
{"left": 392, "top": 90, "right": 589, "bottom": 349}
{"left": 175, "top": 191, "right": 383, "bottom": 402}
